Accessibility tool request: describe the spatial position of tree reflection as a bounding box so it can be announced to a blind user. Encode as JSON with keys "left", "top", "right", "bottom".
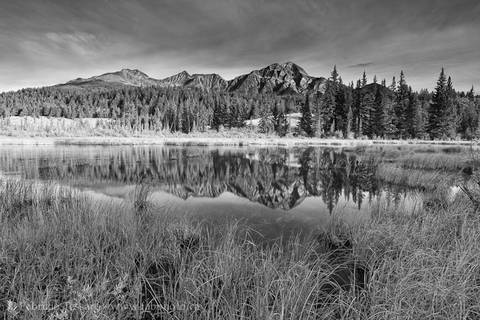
{"left": 0, "top": 147, "right": 396, "bottom": 211}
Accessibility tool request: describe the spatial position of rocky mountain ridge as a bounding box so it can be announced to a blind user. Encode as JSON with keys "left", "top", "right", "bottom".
{"left": 60, "top": 62, "right": 329, "bottom": 95}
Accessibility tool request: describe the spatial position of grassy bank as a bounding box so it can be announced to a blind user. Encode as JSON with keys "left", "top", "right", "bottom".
{"left": 0, "top": 135, "right": 478, "bottom": 148}
{"left": 1, "top": 116, "right": 479, "bottom": 147}
{"left": 1, "top": 179, "right": 480, "bottom": 319}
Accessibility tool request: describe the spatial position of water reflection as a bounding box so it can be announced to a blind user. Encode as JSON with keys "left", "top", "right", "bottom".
{"left": 0, "top": 145, "right": 440, "bottom": 231}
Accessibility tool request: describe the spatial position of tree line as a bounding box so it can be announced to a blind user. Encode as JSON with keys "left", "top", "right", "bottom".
{"left": 296, "top": 67, "right": 479, "bottom": 140}
{"left": 0, "top": 68, "right": 478, "bottom": 140}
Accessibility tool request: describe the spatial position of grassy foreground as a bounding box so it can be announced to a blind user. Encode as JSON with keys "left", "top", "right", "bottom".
{"left": 1, "top": 179, "right": 480, "bottom": 319}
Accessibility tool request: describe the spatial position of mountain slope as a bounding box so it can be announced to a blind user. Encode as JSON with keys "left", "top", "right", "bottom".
{"left": 157, "top": 71, "right": 191, "bottom": 87}
{"left": 158, "top": 72, "right": 228, "bottom": 91}
{"left": 62, "top": 69, "right": 159, "bottom": 88}
{"left": 227, "top": 62, "right": 327, "bottom": 95}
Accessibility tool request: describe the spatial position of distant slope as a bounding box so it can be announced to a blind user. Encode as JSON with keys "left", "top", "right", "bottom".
{"left": 158, "top": 72, "right": 228, "bottom": 91}
{"left": 156, "top": 71, "right": 191, "bottom": 87}
{"left": 60, "top": 69, "right": 160, "bottom": 88}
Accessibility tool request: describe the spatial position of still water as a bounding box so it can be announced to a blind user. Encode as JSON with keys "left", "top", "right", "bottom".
{"left": 0, "top": 145, "right": 466, "bottom": 238}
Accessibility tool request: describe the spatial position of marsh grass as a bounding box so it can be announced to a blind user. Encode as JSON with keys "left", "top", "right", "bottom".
{"left": 1, "top": 178, "right": 480, "bottom": 319}
{"left": 376, "top": 164, "right": 455, "bottom": 191}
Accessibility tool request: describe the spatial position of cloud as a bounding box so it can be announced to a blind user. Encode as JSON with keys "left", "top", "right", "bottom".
{"left": 347, "top": 62, "right": 374, "bottom": 69}
{"left": 1, "top": 0, "right": 479, "bottom": 92}
{"left": 44, "top": 32, "right": 101, "bottom": 56}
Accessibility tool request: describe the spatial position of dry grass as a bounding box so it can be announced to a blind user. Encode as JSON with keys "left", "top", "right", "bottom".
{"left": 376, "top": 164, "right": 456, "bottom": 190}
{"left": 1, "top": 116, "right": 480, "bottom": 148}
{"left": 1, "top": 177, "right": 480, "bottom": 319}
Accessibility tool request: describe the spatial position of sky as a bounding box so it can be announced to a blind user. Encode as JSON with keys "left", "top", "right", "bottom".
{"left": 1, "top": 0, "right": 479, "bottom": 92}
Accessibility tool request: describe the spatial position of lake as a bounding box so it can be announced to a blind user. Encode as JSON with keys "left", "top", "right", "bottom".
{"left": 0, "top": 144, "right": 472, "bottom": 240}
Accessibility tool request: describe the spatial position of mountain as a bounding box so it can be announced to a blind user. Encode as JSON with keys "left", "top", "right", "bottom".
{"left": 61, "top": 68, "right": 160, "bottom": 88}
{"left": 156, "top": 71, "right": 191, "bottom": 87}
{"left": 158, "top": 72, "right": 228, "bottom": 91}
{"left": 59, "top": 62, "right": 327, "bottom": 95}
{"left": 226, "top": 62, "right": 327, "bottom": 95}
{"left": 185, "top": 74, "right": 228, "bottom": 91}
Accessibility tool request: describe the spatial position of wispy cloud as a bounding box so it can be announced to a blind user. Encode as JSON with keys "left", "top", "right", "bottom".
{"left": 348, "top": 62, "right": 374, "bottom": 69}
{"left": 45, "top": 32, "right": 101, "bottom": 57}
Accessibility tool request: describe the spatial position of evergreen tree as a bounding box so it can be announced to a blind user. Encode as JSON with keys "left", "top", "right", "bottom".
{"left": 389, "top": 76, "right": 397, "bottom": 93}
{"left": 353, "top": 80, "right": 363, "bottom": 136}
{"left": 407, "top": 91, "right": 425, "bottom": 138}
{"left": 335, "top": 80, "right": 348, "bottom": 135}
{"left": 360, "top": 92, "right": 375, "bottom": 136}
{"left": 320, "top": 79, "right": 336, "bottom": 134}
{"left": 298, "top": 94, "right": 314, "bottom": 137}
{"left": 382, "top": 98, "right": 396, "bottom": 138}
{"left": 272, "top": 100, "right": 289, "bottom": 136}
{"left": 275, "top": 111, "right": 289, "bottom": 137}
{"left": 394, "top": 71, "right": 409, "bottom": 138}
{"left": 345, "top": 84, "right": 354, "bottom": 138}
{"left": 428, "top": 68, "right": 450, "bottom": 139}
{"left": 258, "top": 106, "right": 273, "bottom": 134}
{"left": 211, "top": 99, "right": 223, "bottom": 131}
{"left": 446, "top": 76, "right": 458, "bottom": 137}
{"left": 361, "top": 71, "right": 368, "bottom": 87}
{"left": 372, "top": 87, "right": 384, "bottom": 137}
{"left": 467, "top": 86, "right": 475, "bottom": 101}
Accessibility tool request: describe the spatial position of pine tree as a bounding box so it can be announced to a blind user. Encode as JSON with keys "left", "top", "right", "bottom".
{"left": 331, "top": 65, "right": 339, "bottom": 85}
{"left": 320, "top": 79, "right": 336, "bottom": 134}
{"left": 211, "top": 99, "right": 223, "bottom": 131}
{"left": 407, "top": 91, "right": 425, "bottom": 138}
{"left": 345, "top": 84, "right": 354, "bottom": 138}
{"left": 446, "top": 76, "right": 458, "bottom": 137}
{"left": 259, "top": 105, "right": 273, "bottom": 133}
{"left": 361, "top": 71, "right": 368, "bottom": 87}
{"left": 276, "top": 111, "right": 289, "bottom": 137}
{"left": 394, "top": 71, "right": 409, "bottom": 138}
{"left": 372, "top": 87, "right": 384, "bottom": 137}
{"left": 360, "top": 92, "right": 375, "bottom": 136}
{"left": 389, "top": 77, "right": 396, "bottom": 93}
{"left": 428, "top": 68, "right": 450, "bottom": 139}
{"left": 382, "top": 98, "right": 396, "bottom": 138}
{"left": 353, "top": 80, "right": 363, "bottom": 136}
{"left": 181, "top": 102, "right": 191, "bottom": 133}
{"left": 335, "top": 80, "right": 348, "bottom": 135}
{"left": 298, "top": 94, "right": 314, "bottom": 137}
{"left": 272, "top": 100, "right": 289, "bottom": 136}
{"left": 467, "top": 86, "right": 475, "bottom": 101}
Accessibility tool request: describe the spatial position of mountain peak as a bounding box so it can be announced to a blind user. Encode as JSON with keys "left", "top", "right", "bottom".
{"left": 64, "top": 68, "right": 157, "bottom": 88}
{"left": 280, "top": 61, "right": 298, "bottom": 68}
{"left": 116, "top": 68, "right": 152, "bottom": 80}
{"left": 119, "top": 68, "right": 148, "bottom": 76}
{"left": 227, "top": 61, "right": 325, "bottom": 94}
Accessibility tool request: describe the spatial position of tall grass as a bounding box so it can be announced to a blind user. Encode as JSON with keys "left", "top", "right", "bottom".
{"left": 1, "top": 178, "right": 480, "bottom": 319}
{"left": 376, "top": 164, "right": 456, "bottom": 190}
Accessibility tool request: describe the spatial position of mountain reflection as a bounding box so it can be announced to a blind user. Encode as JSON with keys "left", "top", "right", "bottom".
{"left": 0, "top": 146, "right": 384, "bottom": 212}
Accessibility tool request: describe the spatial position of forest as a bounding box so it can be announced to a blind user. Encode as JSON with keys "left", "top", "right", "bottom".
{"left": 0, "top": 67, "right": 478, "bottom": 140}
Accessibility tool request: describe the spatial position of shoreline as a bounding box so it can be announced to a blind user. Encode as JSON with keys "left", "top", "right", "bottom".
{"left": 0, "top": 135, "right": 478, "bottom": 147}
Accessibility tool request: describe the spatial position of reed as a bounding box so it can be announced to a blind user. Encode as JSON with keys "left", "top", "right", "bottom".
{"left": 1, "top": 178, "right": 480, "bottom": 319}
